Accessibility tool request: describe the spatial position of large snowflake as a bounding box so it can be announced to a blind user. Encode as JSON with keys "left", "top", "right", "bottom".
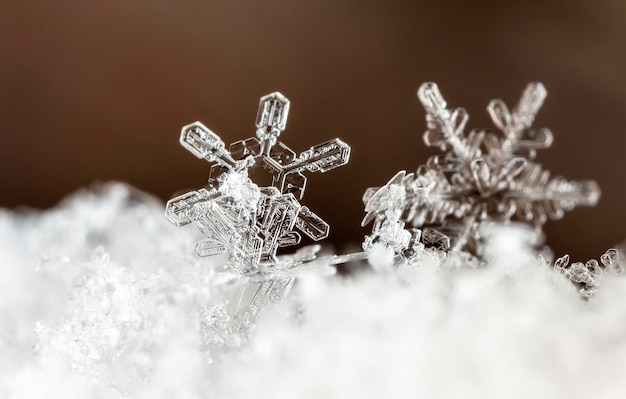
{"left": 166, "top": 92, "right": 350, "bottom": 274}
{"left": 363, "top": 82, "right": 600, "bottom": 260}
{"left": 165, "top": 92, "right": 350, "bottom": 349}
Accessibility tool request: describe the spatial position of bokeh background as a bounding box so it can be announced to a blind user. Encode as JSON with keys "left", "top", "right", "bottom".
{"left": 1, "top": 0, "right": 624, "bottom": 260}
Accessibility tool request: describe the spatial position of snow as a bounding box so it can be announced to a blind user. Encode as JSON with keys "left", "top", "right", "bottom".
{"left": 1, "top": 183, "right": 625, "bottom": 398}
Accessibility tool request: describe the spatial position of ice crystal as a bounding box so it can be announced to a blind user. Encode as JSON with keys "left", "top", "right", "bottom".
{"left": 551, "top": 248, "right": 625, "bottom": 297}
{"left": 166, "top": 92, "right": 351, "bottom": 274}
{"left": 363, "top": 83, "right": 600, "bottom": 260}
{"left": 164, "top": 93, "right": 350, "bottom": 352}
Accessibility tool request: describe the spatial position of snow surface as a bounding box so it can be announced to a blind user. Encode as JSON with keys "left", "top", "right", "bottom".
{"left": 1, "top": 183, "right": 625, "bottom": 398}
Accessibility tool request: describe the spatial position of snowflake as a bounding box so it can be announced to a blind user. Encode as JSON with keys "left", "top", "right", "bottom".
{"left": 363, "top": 83, "right": 600, "bottom": 260}
{"left": 166, "top": 92, "right": 351, "bottom": 274}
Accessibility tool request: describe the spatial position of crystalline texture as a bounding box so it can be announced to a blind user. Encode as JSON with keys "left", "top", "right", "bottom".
{"left": 553, "top": 248, "right": 625, "bottom": 297}
{"left": 166, "top": 93, "right": 350, "bottom": 352}
{"left": 363, "top": 83, "right": 600, "bottom": 260}
{"left": 201, "top": 274, "right": 296, "bottom": 354}
{"left": 166, "top": 92, "right": 351, "bottom": 273}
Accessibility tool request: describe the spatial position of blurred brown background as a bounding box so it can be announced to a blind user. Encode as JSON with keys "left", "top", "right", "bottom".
{"left": 1, "top": 0, "right": 624, "bottom": 260}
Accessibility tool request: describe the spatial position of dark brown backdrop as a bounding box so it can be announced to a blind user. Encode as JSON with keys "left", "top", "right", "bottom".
{"left": 1, "top": 0, "right": 624, "bottom": 259}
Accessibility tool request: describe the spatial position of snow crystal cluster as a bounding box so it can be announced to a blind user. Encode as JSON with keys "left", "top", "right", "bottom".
{"left": 0, "top": 183, "right": 624, "bottom": 398}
